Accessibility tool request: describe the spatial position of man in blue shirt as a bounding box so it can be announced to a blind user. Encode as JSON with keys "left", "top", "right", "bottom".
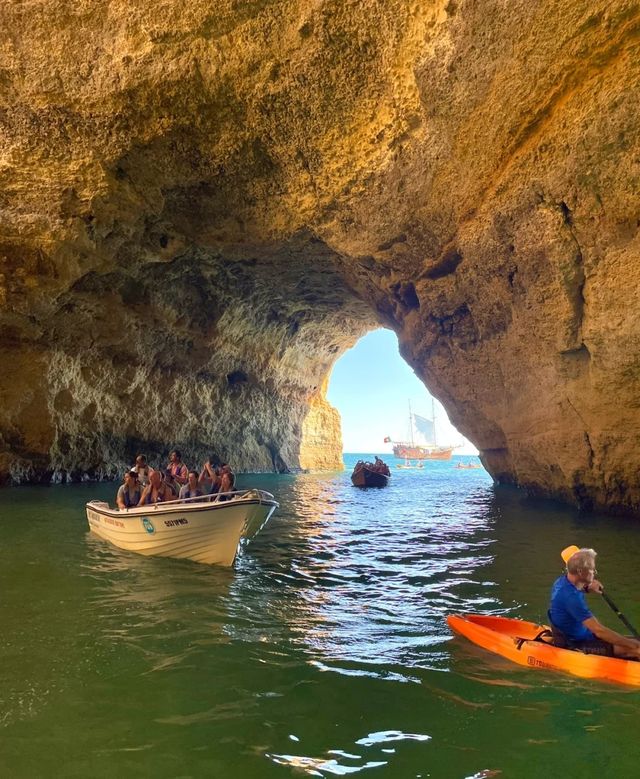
{"left": 549, "top": 547, "right": 640, "bottom": 658}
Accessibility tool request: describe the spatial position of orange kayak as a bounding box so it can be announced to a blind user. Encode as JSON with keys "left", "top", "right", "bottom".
{"left": 447, "top": 614, "right": 640, "bottom": 687}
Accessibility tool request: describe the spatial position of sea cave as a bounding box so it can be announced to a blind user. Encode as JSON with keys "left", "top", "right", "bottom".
{"left": 2, "top": 1, "right": 640, "bottom": 514}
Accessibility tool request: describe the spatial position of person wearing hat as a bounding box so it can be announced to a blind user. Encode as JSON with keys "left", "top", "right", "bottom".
{"left": 548, "top": 546, "right": 640, "bottom": 659}
{"left": 116, "top": 469, "right": 142, "bottom": 509}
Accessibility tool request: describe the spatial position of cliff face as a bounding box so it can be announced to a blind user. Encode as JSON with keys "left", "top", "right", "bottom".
{"left": 2, "top": 1, "right": 640, "bottom": 511}
{"left": 1, "top": 231, "right": 373, "bottom": 480}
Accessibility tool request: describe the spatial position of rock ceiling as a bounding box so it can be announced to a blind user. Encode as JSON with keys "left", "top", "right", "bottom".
{"left": 1, "top": 1, "right": 640, "bottom": 513}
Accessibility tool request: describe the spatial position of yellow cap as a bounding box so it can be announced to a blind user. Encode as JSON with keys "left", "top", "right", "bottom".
{"left": 561, "top": 545, "right": 580, "bottom": 564}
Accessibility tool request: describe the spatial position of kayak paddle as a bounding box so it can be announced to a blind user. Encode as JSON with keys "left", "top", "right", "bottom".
{"left": 600, "top": 592, "right": 640, "bottom": 639}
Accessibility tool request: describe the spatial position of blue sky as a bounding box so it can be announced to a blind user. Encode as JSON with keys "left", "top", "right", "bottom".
{"left": 326, "top": 328, "right": 478, "bottom": 455}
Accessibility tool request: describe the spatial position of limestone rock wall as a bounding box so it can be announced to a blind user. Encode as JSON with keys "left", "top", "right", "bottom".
{"left": 0, "top": 232, "right": 373, "bottom": 480}
{"left": 299, "top": 376, "right": 343, "bottom": 471}
{"left": 1, "top": 1, "right": 640, "bottom": 512}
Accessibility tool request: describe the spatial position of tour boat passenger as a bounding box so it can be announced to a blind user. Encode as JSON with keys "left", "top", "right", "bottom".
{"left": 117, "top": 469, "right": 142, "bottom": 509}
{"left": 217, "top": 464, "right": 236, "bottom": 500}
{"left": 166, "top": 449, "right": 188, "bottom": 490}
{"left": 133, "top": 453, "right": 151, "bottom": 485}
{"left": 179, "top": 471, "right": 204, "bottom": 502}
{"left": 138, "top": 469, "right": 174, "bottom": 505}
{"left": 199, "top": 458, "right": 221, "bottom": 492}
{"left": 374, "top": 456, "right": 390, "bottom": 476}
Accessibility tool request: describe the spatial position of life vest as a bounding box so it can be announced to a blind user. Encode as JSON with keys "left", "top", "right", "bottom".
{"left": 143, "top": 486, "right": 167, "bottom": 504}
{"left": 124, "top": 487, "right": 141, "bottom": 508}
{"left": 169, "top": 463, "right": 186, "bottom": 479}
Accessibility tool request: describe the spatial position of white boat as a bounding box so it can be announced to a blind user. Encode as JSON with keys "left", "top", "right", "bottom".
{"left": 396, "top": 458, "right": 424, "bottom": 470}
{"left": 86, "top": 489, "right": 279, "bottom": 567}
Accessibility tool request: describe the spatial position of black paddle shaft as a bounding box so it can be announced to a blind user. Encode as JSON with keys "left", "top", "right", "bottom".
{"left": 601, "top": 591, "right": 640, "bottom": 639}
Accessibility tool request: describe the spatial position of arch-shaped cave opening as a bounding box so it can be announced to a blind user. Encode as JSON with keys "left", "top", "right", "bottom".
{"left": 324, "top": 328, "right": 478, "bottom": 464}
{"left": 1, "top": 0, "right": 638, "bottom": 511}
{"left": 0, "top": 219, "right": 490, "bottom": 483}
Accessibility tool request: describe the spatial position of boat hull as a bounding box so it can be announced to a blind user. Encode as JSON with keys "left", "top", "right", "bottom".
{"left": 447, "top": 614, "right": 640, "bottom": 686}
{"left": 393, "top": 445, "right": 454, "bottom": 460}
{"left": 86, "top": 493, "right": 278, "bottom": 567}
{"left": 351, "top": 467, "right": 390, "bottom": 488}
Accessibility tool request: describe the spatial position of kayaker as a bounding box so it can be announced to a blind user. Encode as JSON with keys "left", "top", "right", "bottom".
{"left": 549, "top": 547, "right": 640, "bottom": 659}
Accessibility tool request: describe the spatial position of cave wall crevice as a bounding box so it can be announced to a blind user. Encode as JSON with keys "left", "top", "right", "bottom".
{"left": 2, "top": 1, "right": 640, "bottom": 513}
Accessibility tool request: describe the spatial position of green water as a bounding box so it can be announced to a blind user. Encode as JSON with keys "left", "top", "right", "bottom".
{"left": 1, "top": 459, "right": 639, "bottom": 778}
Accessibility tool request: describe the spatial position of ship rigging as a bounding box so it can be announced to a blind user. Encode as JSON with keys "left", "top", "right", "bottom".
{"left": 384, "top": 399, "right": 457, "bottom": 461}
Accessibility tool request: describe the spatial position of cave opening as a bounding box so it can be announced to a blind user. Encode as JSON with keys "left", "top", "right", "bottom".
{"left": 326, "top": 328, "right": 477, "bottom": 460}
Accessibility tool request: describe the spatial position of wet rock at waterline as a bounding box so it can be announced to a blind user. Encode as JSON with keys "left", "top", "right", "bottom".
{"left": 2, "top": 1, "right": 640, "bottom": 513}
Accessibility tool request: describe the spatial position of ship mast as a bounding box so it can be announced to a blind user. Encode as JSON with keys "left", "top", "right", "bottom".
{"left": 409, "top": 399, "right": 414, "bottom": 446}
{"left": 431, "top": 397, "right": 437, "bottom": 446}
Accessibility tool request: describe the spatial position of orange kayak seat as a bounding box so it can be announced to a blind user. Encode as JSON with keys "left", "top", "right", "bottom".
{"left": 512, "top": 624, "right": 555, "bottom": 648}
{"left": 532, "top": 626, "right": 555, "bottom": 645}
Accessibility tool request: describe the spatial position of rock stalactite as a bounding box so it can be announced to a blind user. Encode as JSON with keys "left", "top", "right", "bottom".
{"left": 2, "top": 1, "right": 640, "bottom": 514}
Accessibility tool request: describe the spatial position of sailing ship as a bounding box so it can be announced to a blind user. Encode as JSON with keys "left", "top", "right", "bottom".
{"left": 385, "top": 400, "right": 457, "bottom": 461}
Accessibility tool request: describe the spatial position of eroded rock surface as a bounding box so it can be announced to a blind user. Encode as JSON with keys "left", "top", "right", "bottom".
{"left": 1, "top": 1, "right": 640, "bottom": 512}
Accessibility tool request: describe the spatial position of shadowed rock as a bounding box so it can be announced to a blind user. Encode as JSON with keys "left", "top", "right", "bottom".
{"left": 1, "top": 1, "right": 640, "bottom": 514}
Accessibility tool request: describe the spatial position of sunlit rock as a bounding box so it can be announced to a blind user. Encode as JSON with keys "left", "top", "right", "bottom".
{"left": 1, "top": 1, "right": 640, "bottom": 513}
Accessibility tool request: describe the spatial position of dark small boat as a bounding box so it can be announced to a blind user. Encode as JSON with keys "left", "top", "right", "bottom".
{"left": 351, "top": 459, "right": 391, "bottom": 488}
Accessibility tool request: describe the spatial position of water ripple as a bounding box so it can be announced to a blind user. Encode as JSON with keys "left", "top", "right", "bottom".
{"left": 16, "top": 459, "right": 635, "bottom": 776}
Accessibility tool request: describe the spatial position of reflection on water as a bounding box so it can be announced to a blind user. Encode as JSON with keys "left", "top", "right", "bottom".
{"left": 268, "top": 750, "right": 388, "bottom": 776}
{"left": 2, "top": 458, "right": 640, "bottom": 776}
{"left": 235, "top": 468, "right": 500, "bottom": 670}
{"left": 267, "top": 729, "right": 432, "bottom": 776}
